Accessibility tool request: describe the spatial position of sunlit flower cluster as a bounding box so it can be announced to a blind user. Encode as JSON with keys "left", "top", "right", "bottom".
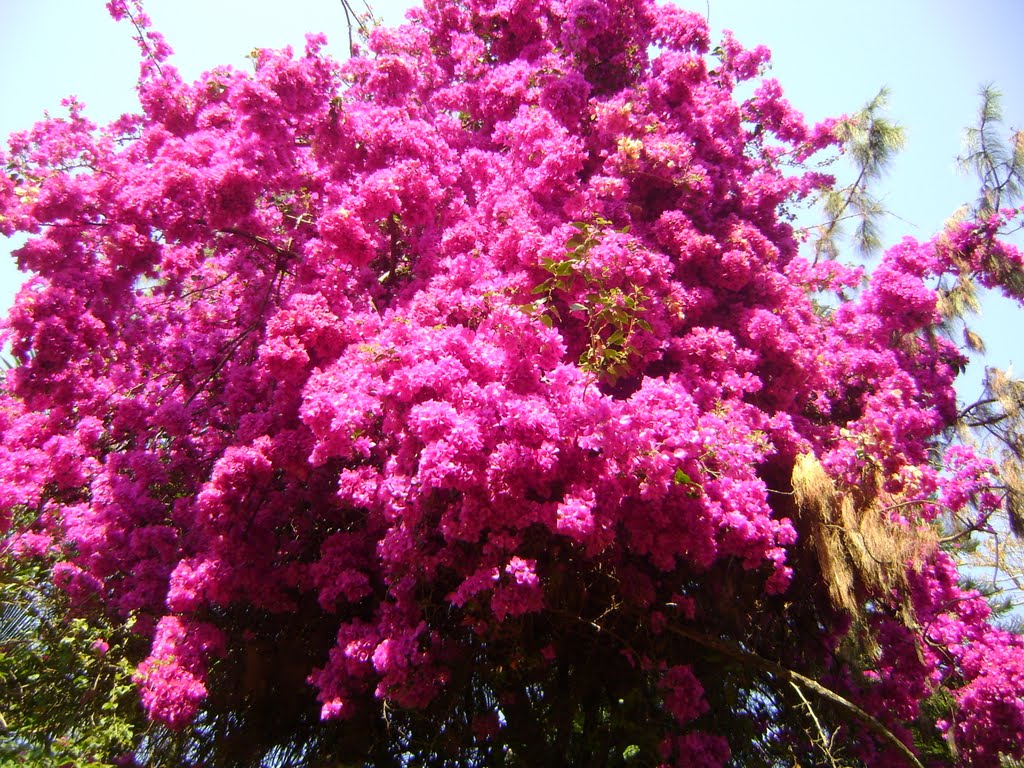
{"left": 2, "top": 0, "right": 1023, "bottom": 764}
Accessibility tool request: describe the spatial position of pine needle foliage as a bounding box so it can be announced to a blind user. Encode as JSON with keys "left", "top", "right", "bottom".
{"left": 958, "top": 86, "right": 1024, "bottom": 218}
{"left": 813, "top": 88, "right": 906, "bottom": 260}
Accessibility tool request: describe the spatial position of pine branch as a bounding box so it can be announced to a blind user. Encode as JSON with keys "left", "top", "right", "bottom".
{"left": 813, "top": 88, "right": 905, "bottom": 261}
{"left": 958, "top": 85, "right": 1024, "bottom": 216}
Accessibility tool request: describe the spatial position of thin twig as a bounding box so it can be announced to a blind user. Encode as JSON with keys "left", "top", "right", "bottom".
{"left": 339, "top": 0, "right": 358, "bottom": 57}
{"left": 790, "top": 681, "right": 844, "bottom": 767}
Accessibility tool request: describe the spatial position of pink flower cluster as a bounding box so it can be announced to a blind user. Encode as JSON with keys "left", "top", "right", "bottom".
{"left": 134, "top": 616, "right": 225, "bottom": 729}
{"left": 2, "top": 0, "right": 1023, "bottom": 763}
{"left": 911, "top": 556, "right": 1024, "bottom": 764}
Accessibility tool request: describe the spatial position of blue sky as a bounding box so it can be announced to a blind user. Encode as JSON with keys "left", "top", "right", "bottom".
{"left": 1, "top": 0, "right": 1021, "bottom": 397}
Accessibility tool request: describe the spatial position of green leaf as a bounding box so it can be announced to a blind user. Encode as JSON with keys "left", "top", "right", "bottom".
{"left": 673, "top": 468, "right": 693, "bottom": 485}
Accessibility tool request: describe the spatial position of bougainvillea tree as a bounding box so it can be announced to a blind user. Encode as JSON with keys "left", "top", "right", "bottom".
{"left": 2, "top": 0, "right": 1024, "bottom": 765}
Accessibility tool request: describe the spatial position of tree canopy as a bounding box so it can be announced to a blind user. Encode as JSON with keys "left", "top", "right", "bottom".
{"left": 1, "top": 0, "right": 1024, "bottom": 766}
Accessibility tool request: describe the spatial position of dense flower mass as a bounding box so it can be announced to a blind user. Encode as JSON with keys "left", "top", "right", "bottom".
{"left": 2, "top": 0, "right": 1024, "bottom": 765}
